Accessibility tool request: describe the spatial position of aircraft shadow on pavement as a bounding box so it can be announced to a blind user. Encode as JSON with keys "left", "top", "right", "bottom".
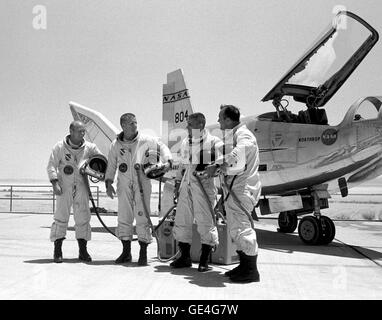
{"left": 256, "top": 228, "right": 382, "bottom": 262}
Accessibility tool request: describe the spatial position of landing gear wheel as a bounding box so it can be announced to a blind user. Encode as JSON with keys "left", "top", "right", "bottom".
{"left": 318, "top": 216, "right": 336, "bottom": 245}
{"left": 298, "top": 216, "right": 321, "bottom": 245}
{"left": 277, "top": 212, "right": 298, "bottom": 233}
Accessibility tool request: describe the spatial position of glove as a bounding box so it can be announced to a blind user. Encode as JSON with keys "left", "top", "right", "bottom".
{"left": 105, "top": 180, "right": 116, "bottom": 199}
{"left": 204, "top": 164, "right": 221, "bottom": 178}
{"left": 51, "top": 180, "right": 62, "bottom": 196}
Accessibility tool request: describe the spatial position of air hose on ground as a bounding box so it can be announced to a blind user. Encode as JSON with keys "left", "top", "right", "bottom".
{"left": 82, "top": 174, "right": 118, "bottom": 238}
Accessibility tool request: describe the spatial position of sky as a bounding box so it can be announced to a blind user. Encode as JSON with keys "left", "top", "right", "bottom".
{"left": 1, "top": 0, "right": 382, "bottom": 181}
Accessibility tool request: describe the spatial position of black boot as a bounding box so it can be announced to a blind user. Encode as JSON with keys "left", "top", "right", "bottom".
{"left": 224, "top": 250, "right": 244, "bottom": 277}
{"left": 115, "top": 240, "right": 132, "bottom": 264}
{"left": 198, "top": 244, "right": 213, "bottom": 272}
{"left": 138, "top": 241, "right": 148, "bottom": 266}
{"left": 53, "top": 238, "right": 65, "bottom": 263}
{"left": 77, "top": 239, "right": 92, "bottom": 262}
{"left": 170, "top": 242, "right": 192, "bottom": 268}
{"left": 230, "top": 254, "right": 260, "bottom": 283}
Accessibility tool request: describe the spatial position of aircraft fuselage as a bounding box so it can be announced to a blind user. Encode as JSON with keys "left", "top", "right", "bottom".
{"left": 207, "top": 97, "right": 382, "bottom": 197}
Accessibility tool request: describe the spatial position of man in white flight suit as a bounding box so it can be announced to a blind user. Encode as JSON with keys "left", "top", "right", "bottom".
{"left": 105, "top": 113, "right": 172, "bottom": 266}
{"left": 205, "top": 105, "right": 261, "bottom": 283}
{"left": 170, "top": 113, "right": 222, "bottom": 272}
{"left": 47, "top": 120, "right": 102, "bottom": 263}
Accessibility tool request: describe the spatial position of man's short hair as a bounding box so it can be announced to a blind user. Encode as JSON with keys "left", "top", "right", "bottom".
{"left": 120, "top": 113, "right": 136, "bottom": 125}
{"left": 220, "top": 105, "right": 240, "bottom": 122}
{"left": 188, "top": 112, "right": 206, "bottom": 128}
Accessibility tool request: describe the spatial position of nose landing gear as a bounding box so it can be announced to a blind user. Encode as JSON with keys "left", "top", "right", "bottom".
{"left": 317, "top": 216, "right": 336, "bottom": 245}
{"left": 297, "top": 192, "right": 336, "bottom": 245}
{"left": 298, "top": 216, "right": 321, "bottom": 244}
{"left": 274, "top": 190, "right": 336, "bottom": 245}
{"left": 277, "top": 211, "right": 298, "bottom": 233}
{"left": 297, "top": 215, "right": 336, "bottom": 245}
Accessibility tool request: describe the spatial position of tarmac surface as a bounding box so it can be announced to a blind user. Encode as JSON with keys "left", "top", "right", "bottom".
{"left": 0, "top": 212, "right": 381, "bottom": 300}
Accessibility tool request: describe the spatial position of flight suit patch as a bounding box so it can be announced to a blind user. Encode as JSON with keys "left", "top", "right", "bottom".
{"left": 119, "top": 163, "right": 128, "bottom": 173}
{"left": 63, "top": 165, "right": 74, "bottom": 175}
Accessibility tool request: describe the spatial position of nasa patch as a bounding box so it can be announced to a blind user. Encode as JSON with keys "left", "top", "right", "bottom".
{"left": 63, "top": 165, "right": 74, "bottom": 175}
{"left": 138, "top": 211, "right": 143, "bottom": 217}
{"left": 321, "top": 129, "right": 338, "bottom": 145}
{"left": 119, "top": 163, "right": 128, "bottom": 172}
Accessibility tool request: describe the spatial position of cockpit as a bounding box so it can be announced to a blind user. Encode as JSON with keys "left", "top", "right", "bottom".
{"left": 258, "top": 108, "right": 328, "bottom": 125}
{"left": 260, "top": 11, "right": 379, "bottom": 126}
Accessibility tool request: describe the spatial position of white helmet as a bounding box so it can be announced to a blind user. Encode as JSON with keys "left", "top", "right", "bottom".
{"left": 79, "top": 154, "right": 108, "bottom": 182}
{"left": 140, "top": 148, "right": 169, "bottom": 179}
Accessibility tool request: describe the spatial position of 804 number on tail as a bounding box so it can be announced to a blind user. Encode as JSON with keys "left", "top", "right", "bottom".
{"left": 175, "top": 110, "right": 189, "bottom": 123}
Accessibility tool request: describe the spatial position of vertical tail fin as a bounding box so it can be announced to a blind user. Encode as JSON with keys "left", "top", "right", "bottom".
{"left": 162, "top": 69, "right": 194, "bottom": 150}
{"left": 69, "top": 101, "right": 119, "bottom": 156}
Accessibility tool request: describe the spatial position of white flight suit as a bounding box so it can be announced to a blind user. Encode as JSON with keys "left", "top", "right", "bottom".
{"left": 105, "top": 132, "right": 172, "bottom": 243}
{"left": 47, "top": 136, "right": 102, "bottom": 242}
{"left": 173, "top": 130, "right": 222, "bottom": 246}
{"left": 221, "top": 124, "right": 261, "bottom": 256}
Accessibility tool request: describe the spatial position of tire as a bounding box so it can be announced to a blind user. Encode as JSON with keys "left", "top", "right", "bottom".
{"left": 298, "top": 216, "right": 321, "bottom": 245}
{"left": 278, "top": 212, "right": 298, "bottom": 233}
{"left": 318, "top": 216, "right": 336, "bottom": 245}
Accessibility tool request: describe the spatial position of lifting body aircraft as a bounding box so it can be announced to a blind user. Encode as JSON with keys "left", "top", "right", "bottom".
{"left": 70, "top": 11, "right": 382, "bottom": 245}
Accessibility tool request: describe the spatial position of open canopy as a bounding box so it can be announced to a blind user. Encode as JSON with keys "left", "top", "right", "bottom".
{"left": 262, "top": 11, "right": 379, "bottom": 108}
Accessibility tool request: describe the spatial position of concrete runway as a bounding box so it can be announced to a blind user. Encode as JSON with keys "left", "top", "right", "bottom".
{"left": 0, "top": 212, "right": 381, "bottom": 300}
